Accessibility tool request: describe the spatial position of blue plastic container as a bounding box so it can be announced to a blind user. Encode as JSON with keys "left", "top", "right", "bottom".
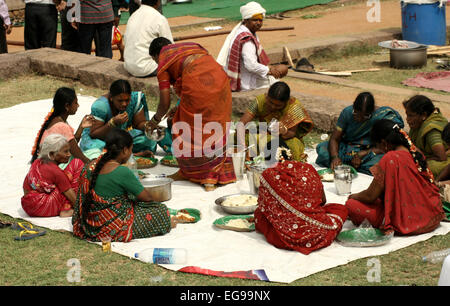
{"left": 401, "top": 1, "right": 447, "bottom": 46}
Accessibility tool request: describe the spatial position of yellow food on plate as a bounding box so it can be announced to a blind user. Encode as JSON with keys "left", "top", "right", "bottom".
{"left": 222, "top": 195, "right": 258, "bottom": 207}
{"left": 136, "top": 158, "right": 154, "bottom": 166}
{"left": 321, "top": 173, "right": 334, "bottom": 181}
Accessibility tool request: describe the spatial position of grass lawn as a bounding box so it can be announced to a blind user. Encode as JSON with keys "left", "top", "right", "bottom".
{"left": 1, "top": 73, "right": 448, "bottom": 287}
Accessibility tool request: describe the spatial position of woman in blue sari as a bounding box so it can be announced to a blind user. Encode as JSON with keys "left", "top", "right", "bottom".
{"left": 316, "top": 92, "right": 404, "bottom": 175}
{"left": 80, "top": 79, "right": 173, "bottom": 158}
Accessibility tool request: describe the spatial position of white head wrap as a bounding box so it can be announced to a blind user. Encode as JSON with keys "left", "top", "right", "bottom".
{"left": 240, "top": 1, "right": 266, "bottom": 20}
{"left": 216, "top": 1, "right": 266, "bottom": 66}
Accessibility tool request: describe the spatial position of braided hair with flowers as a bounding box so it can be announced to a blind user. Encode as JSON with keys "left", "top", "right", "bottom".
{"left": 30, "top": 87, "right": 77, "bottom": 163}
{"left": 370, "top": 119, "right": 434, "bottom": 183}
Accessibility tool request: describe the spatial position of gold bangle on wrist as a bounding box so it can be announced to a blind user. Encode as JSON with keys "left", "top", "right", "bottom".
{"left": 108, "top": 118, "right": 116, "bottom": 127}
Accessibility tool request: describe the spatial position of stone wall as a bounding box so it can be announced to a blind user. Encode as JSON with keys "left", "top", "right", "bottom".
{"left": 0, "top": 47, "right": 350, "bottom": 132}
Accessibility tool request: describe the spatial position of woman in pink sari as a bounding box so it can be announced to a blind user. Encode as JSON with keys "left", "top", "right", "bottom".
{"left": 31, "top": 87, "right": 94, "bottom": 165}
{"left": 22, "top": 134, "right": 84, "bottom": 217}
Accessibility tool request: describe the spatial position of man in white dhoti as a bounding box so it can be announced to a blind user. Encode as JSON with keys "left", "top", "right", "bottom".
{"left": 216, "top": 1, "right": 288, "bottom": 92}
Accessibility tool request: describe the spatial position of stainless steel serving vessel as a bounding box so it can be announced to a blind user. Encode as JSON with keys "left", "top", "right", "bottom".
{"left": 140, "top": 178, "right": 173, "bottom": 202}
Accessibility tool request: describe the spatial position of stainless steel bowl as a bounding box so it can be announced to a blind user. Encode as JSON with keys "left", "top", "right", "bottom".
{"left": 140, "top": 178, "right": 173, "bottom": 202}
{"left": 215, "top": 193, "right": 258, "bottom": 214}
{"left": 145, "top": 125, "right": 166, "bottom": 141}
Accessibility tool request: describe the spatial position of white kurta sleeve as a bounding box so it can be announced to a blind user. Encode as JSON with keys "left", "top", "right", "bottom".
{"left": 241, "top": 41, "right": 270, "bottom": 78}
{"left": 159, "top": 17, "right": 174, "bottom": 43}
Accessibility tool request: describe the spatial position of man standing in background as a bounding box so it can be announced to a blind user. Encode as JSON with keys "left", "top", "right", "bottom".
{"left": 0, "top": 0, "right": 12, "bottom": 53}
{"left": 24, "top": 0, "right": 65, "bottom": 50}
{"left": 77, "top": 0, "right": 114, "bottom": 58}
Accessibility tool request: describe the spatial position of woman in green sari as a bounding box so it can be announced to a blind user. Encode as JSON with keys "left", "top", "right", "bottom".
{"left": 316, "top": 92, "right": 404, "bottom": 175}
{"left": 238, "top": 81, "right": 313, "bottom": 161}
{"left": 403, "top": 95, "right": 450, "bottom": 179}
{"left": 72, "top": 128, "right": 175, "bottom": 242}
{"left": 79, "top": 79, "right": 173, "bottom": 159}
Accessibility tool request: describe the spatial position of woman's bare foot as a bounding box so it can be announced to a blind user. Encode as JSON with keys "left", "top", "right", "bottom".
{"left": 203, "top": 184, "right": 217, "bottom": 192}
{"left": 168, "top": 170, "right": 187, "bottom": 181}
{"left": 60, "top": 209, "right": 74, "bottom": 218}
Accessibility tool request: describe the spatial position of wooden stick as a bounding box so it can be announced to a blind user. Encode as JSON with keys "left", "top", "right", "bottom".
{"left": 316, "top": 68, "right": 381, "bottom": 73}
{"left": 283, "top": 46, "right": 295, "bottom": 68}
{"left": 427, "top": 50, "right": 450, "bottom": 55}
{"left": 315, "top": 71, "right": 352, "bottom": 76}
{"left": 173, "top": 26, "right": 294, "bottom": 41}
{"left": 427, "top": 45, "right": 450, "bottom": 51}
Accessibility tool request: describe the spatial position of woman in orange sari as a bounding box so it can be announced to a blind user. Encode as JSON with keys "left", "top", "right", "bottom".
{"left": 148, "top": 37, "right": 236, "bottom": 191}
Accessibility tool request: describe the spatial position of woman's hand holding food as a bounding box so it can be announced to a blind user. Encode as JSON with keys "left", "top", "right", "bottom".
{"left": 112, "top": 112, "right": 128, "bottom": 126}
{"left": 80, "top": 115, "right": 95, "bottom": 129}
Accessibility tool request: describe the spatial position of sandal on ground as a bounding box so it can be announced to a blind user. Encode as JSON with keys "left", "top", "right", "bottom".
{"left": 10, "top": 222, "right": 34, "bottom": 231}
{"left": 14, "top": 229, "right": 46, "bottom": 241}
{"left": 0, "top": 220, "right": 12, "bottom": 228}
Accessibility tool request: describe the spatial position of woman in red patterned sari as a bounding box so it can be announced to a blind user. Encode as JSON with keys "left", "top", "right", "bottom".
{"left": 346, "top": 119, "right": 445, "bottom": 235}
{"left": 22, "top": 134, "right": 83, "bottom": 217}
{"left": 148, "top": 37, "right": 236, "bottom": 191}
{"left": 254, "top": 158, "right": 348, "bottom": 255}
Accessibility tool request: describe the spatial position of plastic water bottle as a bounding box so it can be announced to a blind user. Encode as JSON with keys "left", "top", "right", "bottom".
{"left": 134, "top": 248, "right": 187, "bottom": 264}
{"left": 127, "top": 154, "right": 139, "bottom": 179}
{"left": 422, "top": 248, "right": 450, "bottom": 264}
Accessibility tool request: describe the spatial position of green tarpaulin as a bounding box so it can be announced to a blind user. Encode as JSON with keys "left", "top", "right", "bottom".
{"left": 55, "top": 0, "right": 335, "bottom": 32}
{"left": 159, "top": 0, "right": 336, "bottom": 20}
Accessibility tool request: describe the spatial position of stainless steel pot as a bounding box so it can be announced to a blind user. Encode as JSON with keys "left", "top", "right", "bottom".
{"left": 140, "top": 178, "right": 173, "bottom": 202}
{"left": 390, "top": 46, "right": 428, "bottom": 69}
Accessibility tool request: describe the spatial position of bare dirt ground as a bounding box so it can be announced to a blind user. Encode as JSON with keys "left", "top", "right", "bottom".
{"left": 7, "top": 0, "right": 431, "bottom": 58}
{"left": 5, "top": 0, "right": 450, "bottom": 117}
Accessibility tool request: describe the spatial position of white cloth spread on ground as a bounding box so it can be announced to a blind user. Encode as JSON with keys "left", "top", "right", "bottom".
{"left": 1, "top": 96, "right": 449, "bottom": 283}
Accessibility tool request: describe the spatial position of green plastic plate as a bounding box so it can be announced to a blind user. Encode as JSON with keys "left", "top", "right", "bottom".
{"left": 317, "top": 166, "right": 358, "bottom": 182}
{"left": 160, "top": 155, "right": 179, "bottom": 167}
{"left": 169, "top": 208, "right": 201, "bottom": 223}
{"left": 213, "top": 215, "right": 255, "bottom": 232}
{"left": 135, "top": 156, "right": 158, "bottom": 169}
{"left": 443, "top": 201, "right": 450, "bottom": 221}
{"left": 337, "top": 228, "right": 393, "bottom": 247}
